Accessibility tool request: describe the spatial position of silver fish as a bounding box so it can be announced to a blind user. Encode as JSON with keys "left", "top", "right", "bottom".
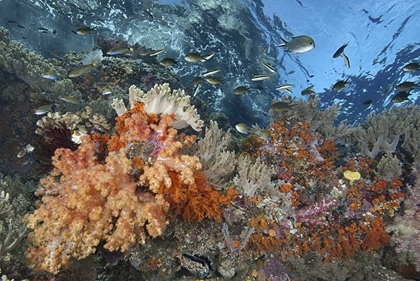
{"left": 235, "top": 123, "right": 249, "bottom": 134}
{"left": 278, "top": 35, "right": 315, "bottom": 53}
{"left": 35, "top": 104, "right": 53, "bottom": 115}
{"left": 251, "top": 74, "right": 271, "bottom": 81}
{"left": 333, "top": 42, "right": 349, "bottom": 58}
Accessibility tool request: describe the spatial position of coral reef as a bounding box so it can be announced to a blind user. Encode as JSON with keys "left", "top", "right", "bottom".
{"left": 387, "top": 165, "right": 420, "bottom": 271}
{"left": 23, "top": 84, "right": 234, "bottom": 274}
{"left": 189, "top": 120, "right": 236, "bottom": 189}
{"left": 127, "top": 83, "right": 204, "bottom": 131}
{"left": 0, "top": 174, "right": 31, "bottom": 259}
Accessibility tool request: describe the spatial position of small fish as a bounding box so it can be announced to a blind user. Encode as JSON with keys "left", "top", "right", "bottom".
{"left": 362, "top": 99, "right": 372, "bottom": 105}
{"left": 17, "top": 148, "right": 26, "bottom": 158}
{"left": 202, "top": 68, "right": 221, "bottom": 77}
{"left": 301, "top": 85, "right": 315, "bottom": 95}
{"left": 261, "top": 44, "right": 268, "bottom": 55}
{"left": 271, "top": 101, "right": 296, "bottom": 112}
{"left": 122, "top": 65, "right": 133, "bottom": 74}
{"left": 101, "top": 88, "right": 112, "bottom": 95}
{"left": 233, "top": 86, "right": 250, "bottom": 95}
{"left": 397, "top": 81, "right": 418, "bottom": 91}
{"left": 261, "top": 61, "right": 276, "bottom": 73}
{"left": 251, "top": 74, "right": 271, "bottom": 81}
{"left": 260, "top": 129, "right": 271, "bottom": 141}
{"left": 391, "top": 91, "right": 411, "bottom": 103}
{"left": 333, "top": 42, "right": 349, "bottom": 58}
{"left": 192, "top": 83, "right": 201, "bottom": 97}
{"left": 333, "top": 78, "right": 350, "bottom": 92}
{"left": 192, "top": 77, "right": 204, "bottom": 85}
{"left": 6, "top": 20, "right": 17, "bottom": 23}
{"left": 25, "top": 144, "right": 35, "bottom": 152}
{"left": 60, "top": 96, "right": 81, "bottom": 104}
{"left": 278, "top": 35, "right": 315, "bottom": 53}
{"left": 143, "top": 9, "right": 154, "bottom": 20}
{"left": 42, "top": 71, "right": 60, "bottom": 81}
{"left": 17, "top": 24, "right": 25, "bottom": 29}
{"left": 185, "top": 52, "right": 215, "bottom": 62}
{"left": 276, "top": 84, "right": 295, "bottom": 90}
{"left": 35, "top": 104, "right": 53, "bottom": 115}
{"left": 341, "top": 53, "right": 351, "bottom": 68}
{"left": 283, "top": 88, "right": 292, "bottom": 94}
{"left": 159, "top": 58, "right": 177, "bottom": 67}
{"left": 38, "top": 27, "right": 49, "bottom": 32}
{"left": 402, "top": 62, "right": 420, "bottom": 72}
{"left": 185, "top": 52, "right": 205, "bottom": 62}
{"left": 107, "top": 46, "right": 133, "bottom": 56}
{"left": 68, "top": 63, "right": 96, "bottom": 77}
{"left": 204, "top": 76, "right": 223, "bottom": 85}
{"left": 149, "top": 48, "right": 165, "bottom": 57}
{"left": 76, "top": 26, "right": 95, "bottom": 35}
{"left": 235, "top": 123, "right": 249, "bottom": 134}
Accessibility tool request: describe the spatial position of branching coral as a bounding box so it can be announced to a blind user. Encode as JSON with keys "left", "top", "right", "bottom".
{"left": 387, "top": 167, "right": 420, "bottom": 271}
{"left": 0, "top": 190, "right": 28, "bottom": 257}
{"left": 233, "top": 155, "right": 274, "bottom": 197}
{"left": 189, "top": 121, "right": 236, "bottom": 189}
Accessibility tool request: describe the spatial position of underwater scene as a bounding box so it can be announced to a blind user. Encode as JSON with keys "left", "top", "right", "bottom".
{"left": 0, "top": 0, "right": 419, "bottom": 280}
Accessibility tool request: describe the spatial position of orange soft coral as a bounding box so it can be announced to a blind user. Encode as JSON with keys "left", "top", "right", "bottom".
{"left": 25, "top": 94, "right": 234, "bottom": 274}
{"left": 24, "top": 140, "right": 170, "bottom": 274}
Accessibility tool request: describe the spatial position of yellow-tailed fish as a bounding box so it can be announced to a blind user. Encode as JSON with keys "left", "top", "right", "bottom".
{"left": 204, "top": 76, "right": 223, "bottom": 85}
{"left": 42, "top": 71, "right": 60, "bottom": 81}
{"left": 122, "top": 65, "right": 133, "bottom": 74}
{"left": 159, "top": 58, "right": 177, "bottom": 66}
{"left": 233, "top": 86, "right": 250, "bottom": 95}
{"left": 251, "top": 74, "right": 271, "bottom": 81}
{"left": 185, "top": 52, "right": 216, "bottom": 62}
{"left": 35, "top": 104, "right": 53, "bottom": 115}
{"left": 192, "top": 83, "right": 201, "bottom": 97}
{"left": 101, "top": 88, "right": 112, "bottom": 96}
{"left": 185, "top": 52, "right": 206, "bottom": 62}
{"left": 271, "top": 101, "right": 296, "bottom": 112}
{"left": 149, "top": 48, "right": 165, "bottom": 57}
{"left": 68, "top": 63, "right": 96, "bottom": 77}
{"left": 261, "top": 44, "right": 268, "bottom": 55}
{"left": 76, "top": 26, "right": 95, "bottom": 35}
{"left": 283, "top": 88, "right": 292, "bottom": 94}
{"left": 235, "top": 123, "right": 249, "bottom": 134}
{"left": 107, "top": 46, "right": 133, "bottom": 55}
{"left": 278, "top": 35, "right": 315, "bottom": 53}
{"left": 333, "top": 78, "right": 350, "bottom": 92}
{"left": 25, "top": 144, "right": 35, "bottom": 153}
{"left": 261, "top": 61, "right": 276, "bottom": 73}
{"left": 341, "top": 53, "right": 351, "bottom": 68}
{"left": 391, "top": 91, "right": 411, "bottom": 103}
{"left": 192, "top": 77, "right": 204, "bottom": 85}
{"left": 333, "top": 42, "right": 349, "bottom": 58}
{"left": 202, "top": 68, "right": 221, "bottom": 77}
{"left": 403, "top": 62, "right": 420, "bottom": 72}
{"left": 397, "top": 81, "right": 418, "bottom": 91}
{"left": 60, "top": 96, "right": 81, "bottom": 104}
{"left": 17, "top": 148, "right": 26, "bottom": 158}
{"left": 276, "top": 84, "right": 295, "bottom": 90}
{"left": 203, "top": 52, "right": 216, "bottom": 61}
{"left": 260, "top": 129, "right": 271, "bottom": 141}
{"left": 301, "top": 85, "right": 315, "bottom": 95}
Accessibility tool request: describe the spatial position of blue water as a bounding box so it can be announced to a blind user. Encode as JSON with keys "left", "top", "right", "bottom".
{"left": 1, "top": 0, "right": 419, "bottom": 127}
